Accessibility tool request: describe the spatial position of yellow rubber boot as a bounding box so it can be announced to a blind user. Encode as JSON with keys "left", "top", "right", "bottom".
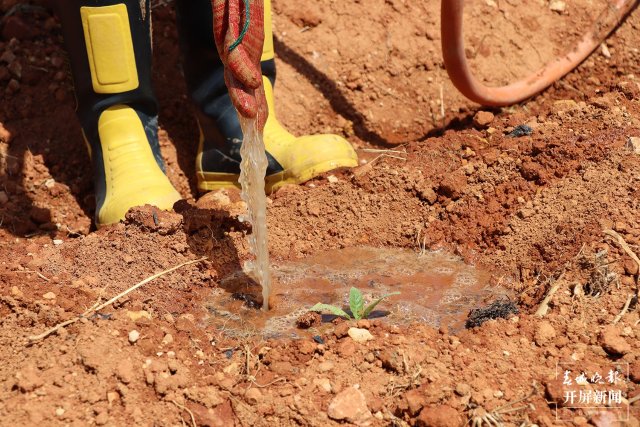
{"left": 180, "top": 0, "right": 357, "bottom": 193}
{"left": 95, "top": 106, "right": 181, "bottom": 225}
{"left": 57, "top": 2, "right": 181, "bottom": 226}
{"left": 261, "top": 77, "right": 358, "bottom": 191}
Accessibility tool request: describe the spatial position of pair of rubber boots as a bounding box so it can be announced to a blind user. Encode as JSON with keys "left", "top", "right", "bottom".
{"left": 56, "top": 0, "right": 357, "bottom": 226}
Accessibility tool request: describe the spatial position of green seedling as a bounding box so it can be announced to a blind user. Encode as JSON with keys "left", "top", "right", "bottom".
{"left": 310, "top": 287, "right": 400, "bottom": 320}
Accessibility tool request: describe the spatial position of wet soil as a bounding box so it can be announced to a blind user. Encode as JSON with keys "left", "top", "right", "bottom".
{"left": 1, "top": 0, "right": 640, "bottom": 426}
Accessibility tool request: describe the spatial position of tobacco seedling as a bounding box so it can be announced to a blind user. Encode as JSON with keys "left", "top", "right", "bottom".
{"left": 310, "top": 287, "right": 399, "bottom": 320}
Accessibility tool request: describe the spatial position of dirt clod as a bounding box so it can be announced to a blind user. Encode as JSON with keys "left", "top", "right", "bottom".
{"left": 599, "top": 325, "right": 632, "bottom": 355}
{"left": 327, "top": 386, "right": 372, "bottom": 425}
{"left": 296, "top": 311, "right": 321, "bottom": 329}
{"left": 416, "top": 405, "right": 462, "bottom": 427}
{"left": 473, "top": 111, "right": 495, "bottom": 128}
{"left": 534, "top": 320, "right": 556, "bottom": 346}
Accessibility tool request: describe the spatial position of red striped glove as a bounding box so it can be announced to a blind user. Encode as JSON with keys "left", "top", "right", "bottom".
{"left": 212, "top": 0, "right": 267, "bottom": 128}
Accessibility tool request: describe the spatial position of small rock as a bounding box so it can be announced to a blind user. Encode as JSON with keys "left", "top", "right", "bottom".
{"left": 314, "top": 377, "right": 332, "bottom": 393}
{"left": 128, "top": 330, "right": 140, "bottom": 344}
{"left": 591, "top": 411, "right": 619, "bottom": 427}
{"left": 599, "top": 325, "right": 631, "bottom": 355}
{"left": 327, "top": 386, "right": 373, "bottom": 426}
{"left": 29, "top": 206, "right": 50, "bottom": 224}
{"left": 296, "top": 311, "right": 321, "bottom": 329}
{"left": 455, "top": 383, "right": 471, "bottom": 396}
{"left": 116, "top": 359, "right": 136, "bottom": 384}
{"left": 473, "top": 111, "right": 494, "bottom": 128}
{"left": 52, "top": 239, "right": 63, "bottom": 245}
{"left": 356, "top": 319, "right": 371, "bottom": 329}
{"left": 0, "top": 190, "right": 8, "bottom": 205}
{"left": 161, "top": 333, "right": 174, "bottom": 346}
{"left": 534, "top": 320, "right": 556, "bottom": 346}
{"left": 55, "top": 408, "right": 65, "bottom": 417}
{"left": 42, "top": 292, "right": 56, "bottom": 300}
{"left": 416, "top": 405, "right": 462, "bottom": 427}
{"left": 549, "top": 0, "right": 566, "bottom": 13}
{"left": 552, "top": 99, "right": 578, "bottom": 114}
{"left": 327, "top": 175, "right": 339, "bottom": 183}
{"left": 439, "top": 172, "right": 467, "bottom": 200}
{"left": 405, "top": 389, "right": 426, "bottom": 416}
{"left": 334, "top": 322, "right": 350, "bottom": 338}
{"left": 623, "top": 258, "right": 639, "bottom": 275}
{"left": 348, "top": 327, "right": 374, "bottom": 343}
{"left": 126, "top": 310, "right": 152, "bottom": 322}
{"left": 379, "top": 349, "right": 404, "bottom": 373}
{"left": 318, "top": 361, "right": 334, "bottom": 373}
{"left": 626, "top": 136, "right": 640, "bottom": 154}
{"left": 107, "top": 391, "right": 119, "bottom": 405}
{"left": 245, "top": 387, "right": 262, "bottom": 405}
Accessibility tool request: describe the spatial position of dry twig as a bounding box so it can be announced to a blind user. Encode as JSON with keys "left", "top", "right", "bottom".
{"left": 27, "top": 257, "right": 207, "bottom": 342}
{"left": 612, "top": 294, "right": 634, "bottom": 324}
{"left": 171, "top": 400, "right": 197, "bottom": 427}
{"left": 535, "top": 272, "right": 564, "bottom": 317}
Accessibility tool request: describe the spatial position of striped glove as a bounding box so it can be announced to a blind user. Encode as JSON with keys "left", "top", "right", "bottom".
{"left": 212, "top": 0, "right": 267, "bottom": 128}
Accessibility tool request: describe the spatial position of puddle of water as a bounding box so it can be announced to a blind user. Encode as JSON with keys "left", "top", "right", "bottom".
{"left": 205, "top": 247, "right": 509, "bottom": 338}
{"left": 237, "top": 116, "right": 272, "bottom": 311}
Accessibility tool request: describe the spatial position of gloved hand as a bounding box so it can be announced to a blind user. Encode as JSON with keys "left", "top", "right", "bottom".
{"left": 212, "top": 0, "right": 267, "bottom": 128}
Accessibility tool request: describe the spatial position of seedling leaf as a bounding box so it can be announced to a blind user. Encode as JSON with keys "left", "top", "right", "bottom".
{"left": 349, "top": 287, "right": 365, "bottom": 320}
{"left": 362, "top": 292, "right": 400, "bottom": 319}
{"left": 309, "top": 303, "right": 351, "bottom": 320}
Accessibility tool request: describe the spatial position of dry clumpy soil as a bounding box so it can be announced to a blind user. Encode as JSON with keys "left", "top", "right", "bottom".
{"left": 1, "top": 0, "right": 640, "bottom": 426}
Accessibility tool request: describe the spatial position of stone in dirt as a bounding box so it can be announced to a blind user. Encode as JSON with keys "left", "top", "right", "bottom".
{"left": 296, "top": 311, "right": 321, "bottom": 329}
{"left": 549, "top": 0, "right": 566, "bottom": 13}
{"left": 404, "top": 389, "right": 426, "bottom": 416}
{"left": 438, "top": 172, "right": 467, "bottom": 200}
{"left": 473, "top": 111, "right": 494, "bottom": 128}
{"left": 379, "top": 349, "right": 404, "bottom": 373}
{"left": 599, "top": 325, "right": 631, "bottom": 355}
{"left": 348, "top": 327, "right": 374, "bottom": 343}
{"left": 128, "top": 330, "right": 140, "bottom": 344}
{"left": 626, "top": 136, "right": 640, "bottom": 154}
{"left": 416, "top": 405, "right": 462, "bottom": 427}
{"left": 327, "top": 387, "right": 373, "bottom": 426}
{"left": 42, "top": 292, "right": 56, "bottom": 300}
{"left": 244, "top": 388, "right": 262, "bottom": 405}
{"left": 534, "top": 320, "right": 556, "bottom": 346}
{"left": 545, "top": 378, "right": 570, "bottom": 406}
{"left": 333, "top": 322, "right": 350, "bottom": 338}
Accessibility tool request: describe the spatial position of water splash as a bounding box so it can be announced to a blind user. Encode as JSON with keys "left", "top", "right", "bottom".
{"left": 206, "top": 247, "right": 512, "bottom": 338}
{"left": 238, "top": 117, "right": 272, "bottom": 311}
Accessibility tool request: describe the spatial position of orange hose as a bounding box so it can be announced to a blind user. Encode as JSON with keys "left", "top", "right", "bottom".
{"left": 441, "top": 0, "right": 638, "bottom": 106}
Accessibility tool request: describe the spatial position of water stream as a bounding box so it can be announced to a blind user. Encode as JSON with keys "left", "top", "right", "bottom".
{"left": 238, "top": 117, "right": 272, "bottom": 311}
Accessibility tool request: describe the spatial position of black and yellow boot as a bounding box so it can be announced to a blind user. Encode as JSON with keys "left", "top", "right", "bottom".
{"left": 176, "top": 0, "right": 358, "bottom": 193}
{"left": 56, "top": 0, "right": 181, "bottom": 226}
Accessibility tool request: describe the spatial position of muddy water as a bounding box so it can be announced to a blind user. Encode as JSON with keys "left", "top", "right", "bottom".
{"left": 205, "top": 247, "right": 509, "bottom": 338}
{"left": 237, "top": 117, "right": 272, "bottom": 311}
